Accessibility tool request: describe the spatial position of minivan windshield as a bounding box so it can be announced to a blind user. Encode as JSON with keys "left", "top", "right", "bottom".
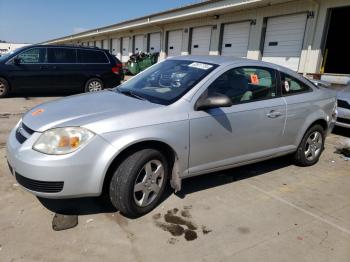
{"left": 116, "top": 59, "right": 218, "bottom": 105}
{"left": 0, "top": 46, "right": 27, "bottom": 62}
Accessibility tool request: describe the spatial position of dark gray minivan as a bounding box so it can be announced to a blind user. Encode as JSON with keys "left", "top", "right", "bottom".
{"left": 0, "top": 45, "right": 124, "bottom": 98}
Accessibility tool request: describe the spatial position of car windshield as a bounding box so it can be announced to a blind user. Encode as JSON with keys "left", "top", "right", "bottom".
{"left": 116, "top": 59, "right": 218, "bottom": 105}
{"left": 0, "top": 46, "right": 27, "bottom": 62}
{"left": 0, "top": 51, "right": 15, "bottom": 61}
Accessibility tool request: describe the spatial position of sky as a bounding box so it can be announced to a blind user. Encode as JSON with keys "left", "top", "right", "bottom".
{"left": 0, "top": 0, "right": 198, "bottom": 44}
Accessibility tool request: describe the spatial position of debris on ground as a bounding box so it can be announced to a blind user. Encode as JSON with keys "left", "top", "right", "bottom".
{"left": 86, "top": 219, "right": 94, "bottom": 224}
{"left": 335, "top": 139, "right": 350, "bottom": 158}
{"left": 52, "top": 213, "right": 78, "bottom": 231}
{"left": 201, "top": 225, "right": 212, "bottom": 234}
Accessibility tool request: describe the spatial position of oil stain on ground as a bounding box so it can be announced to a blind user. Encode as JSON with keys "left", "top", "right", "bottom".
{"left": 153, "top": 206, "right": 211, "bottom": 243}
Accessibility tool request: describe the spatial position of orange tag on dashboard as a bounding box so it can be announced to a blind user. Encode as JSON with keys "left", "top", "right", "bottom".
{"left": 250, "top": 74, "right": 259, "bottom": 85}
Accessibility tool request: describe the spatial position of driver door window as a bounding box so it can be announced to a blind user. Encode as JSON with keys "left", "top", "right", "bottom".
{"left": 206, "top": 67, "right": 277, "bottom": 104}
{"left": 17, "top": 48, "right": 46, "bottom": 64}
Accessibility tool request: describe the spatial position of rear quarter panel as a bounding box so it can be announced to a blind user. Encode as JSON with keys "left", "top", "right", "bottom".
{"left": 283, "top": 88, "right": 336, "bottom": 147}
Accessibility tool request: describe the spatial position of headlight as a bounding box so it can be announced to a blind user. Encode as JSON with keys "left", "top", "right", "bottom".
{"left": 33, "top": 127, "right": 95, "bottom": 155}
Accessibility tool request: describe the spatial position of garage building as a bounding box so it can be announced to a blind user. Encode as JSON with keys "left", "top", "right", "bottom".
{"left": 44, "top": 0, "right": 350, "bottom": 81}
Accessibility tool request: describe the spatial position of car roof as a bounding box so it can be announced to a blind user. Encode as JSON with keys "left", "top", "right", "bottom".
{"left": 170, "top": 55, "right": 305, "bottom": 78}
{"left": 21, "top": 44, "right": 108, "bottom": 51}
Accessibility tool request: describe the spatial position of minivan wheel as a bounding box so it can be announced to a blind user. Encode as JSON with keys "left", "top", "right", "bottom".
{"left": 0, "top": 77, "right": 10, "bottom": 98}
{"left": 85, "top": 78, "right": 103, "bottom": 92}
{"left": 294, "top": 125, "right": 325, "bottom": 167}
{"left": 109, "top": 149, "right": 169, "bottom": 217}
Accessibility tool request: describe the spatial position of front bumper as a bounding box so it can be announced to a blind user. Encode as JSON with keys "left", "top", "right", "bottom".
{"left": 335, "top": 107, "right": 350, "bottom": 128}
{"left": 6, "top": 124, "right": 116, "bottom": 198}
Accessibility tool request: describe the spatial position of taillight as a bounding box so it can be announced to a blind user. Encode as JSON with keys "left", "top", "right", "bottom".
{"left": 112, "top": 63, "right": 123, "bottom": 75}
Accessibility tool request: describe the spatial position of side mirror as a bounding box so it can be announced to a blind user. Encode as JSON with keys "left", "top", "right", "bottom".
{"left": 195, "top": 94, "right": 233, "bottom": 111}
{"left": 13, "top": 57, "right": 21, "bottom": 65}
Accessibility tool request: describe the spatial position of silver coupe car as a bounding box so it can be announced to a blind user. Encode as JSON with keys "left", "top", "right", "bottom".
{"left": 336, "top": 85, "right": 350, "bottom": 128}
{"left": 7, "top": 56, "right": 337, "bottom": 217}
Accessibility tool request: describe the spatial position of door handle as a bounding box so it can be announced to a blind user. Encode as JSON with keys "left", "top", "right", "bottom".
{"left": 40, "top": 65, "right": 49, "bottom": 70}
{"left": 266, "top": 110, "right": 282, "bottom": 118}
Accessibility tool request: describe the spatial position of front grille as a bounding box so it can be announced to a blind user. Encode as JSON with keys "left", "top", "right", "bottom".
{"left": 22, "top": 123, "right": 35, "bottom": 135}
{"left": 15, "top": 122, "right": 35, "bottom": 144}
{"left": 337, "top": 117, "right": 350, "bottom": 125}
{"left": 15, "top": 130, "right": 27, "bottom": 144}
{"left": 338, "top": 99, "right": 350, "bottom": 110}
{"left": 15, "top": 173, "right": 64, "bottom": 193}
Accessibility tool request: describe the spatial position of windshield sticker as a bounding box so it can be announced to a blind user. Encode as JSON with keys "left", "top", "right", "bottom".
{"left": 188, "top": 62, "right": 213, "bottom": 70}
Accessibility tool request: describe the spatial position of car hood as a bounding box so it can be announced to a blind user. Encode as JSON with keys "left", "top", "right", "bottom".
{"left": 22, "top": 90, "right": 163, "bottom": 133}
{"left": 337, "top": 86, "right": 350, "bottom": 101}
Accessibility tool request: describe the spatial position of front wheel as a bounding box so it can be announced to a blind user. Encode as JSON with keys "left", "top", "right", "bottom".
{"left": 294, "top": 125, "right": 325, "bottom": 166}
{"left": 0, "top": 77, "right": 10, "bottom": 98}
{"left": 109, "top": 149, "right": 169, "bottom": 217}
{"left": 84, "top": 78, "right": 104, "bottom": 92}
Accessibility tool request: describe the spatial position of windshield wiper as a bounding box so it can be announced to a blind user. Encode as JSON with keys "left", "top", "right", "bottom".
{"left": 117, "top": 89, "right": 148, "bottom": 101}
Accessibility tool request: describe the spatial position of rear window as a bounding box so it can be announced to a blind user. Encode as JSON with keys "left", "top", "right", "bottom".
{"left": 78, "top": 49, "right": 109, "bottom": 63}
{"left": 48, "top": 48, "right": 76, "bottom": 63}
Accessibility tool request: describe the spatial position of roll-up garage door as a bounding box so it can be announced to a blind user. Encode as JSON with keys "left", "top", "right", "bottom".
{"left": 191, "top": 26, "right": 212, "bottom": 55}
{"left": 149, "top": 32, "right": 161, "bottom": 53}
{"left": 134, "top": 35, "right": 144, "bottom": 53}
{"left": 88, "top": 41, "right": 94, "bottom": 47}
{"left": 95, "top": 40, "right": 102, "bottom": 48}
{"left": 102, "top": 39, "right": 109, "bottom": 50}
{"left": 221, "top": 22, "right": 250, "bottom": 57}
{"left": 111, "top": 38, "right": 120, "bottom": 59}
{"left": 122, "top": 37, "right": 130, "bottom": 62}
{"left": 167, "top": 30, "right": 183, "bottom": 57}
{"left": 262, "top": 13, "right": 307, "bottom": 71}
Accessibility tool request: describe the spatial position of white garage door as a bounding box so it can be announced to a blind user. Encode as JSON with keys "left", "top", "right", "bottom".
{"left": 167, "top": 30, "right": 183, "bottom": 57}
{"left": 112, "top": 38, "right": 121, "bottom": 59}
{"left": 122, "top": 37, "right": 130, "bottom": 62}
{"left": 149, "top": 32, "right": 161, "bottom": 53}
{"left": 134, "top": 35, "right": 144, "bottom": 53}
{"left": 88, "top": 41, "right": 94, "bottom": 47}
{"left": 95, "top": 40, "right": 102, "bottom": 48}
{"left": 191, "top": 26, "right": 212, "bottom": 55}
{"left": 221, "top": 22, "right": 250, "bottom": 57}
{"left": 102, "top": 39, "right": 109, "bottom": 50}
{"left": 262, "top": 13, "right": 307, "bottom": 71}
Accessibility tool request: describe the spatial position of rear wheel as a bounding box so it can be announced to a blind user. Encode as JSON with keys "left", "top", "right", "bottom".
{"left": 84, "top": 78, "right": 103, "bottom": 92}
{"left": 294, "top": 125, "right": 325, "bottom": 166}
{"left": 0, "top": 77, "right": 10, "bottom": 98}
{"left": 109, "top": 149, "right": 169, "bottom": 217}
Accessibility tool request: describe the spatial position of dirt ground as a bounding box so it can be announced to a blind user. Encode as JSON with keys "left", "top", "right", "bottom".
{"left": 0, "top": 96, "right": 349, "bottom": 262}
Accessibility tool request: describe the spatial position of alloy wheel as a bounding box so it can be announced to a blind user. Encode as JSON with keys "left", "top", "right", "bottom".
{"left": 133, "top": 160, "right": 164, "bottom": 207}
{"left": 88, "top": 80, "right": 102, "bottom": 92}
{"left": 0, "top": 81, "right": 5, "bottom": 95}
{"left": 304, "top": 131, "right": 323, "bottom": 161}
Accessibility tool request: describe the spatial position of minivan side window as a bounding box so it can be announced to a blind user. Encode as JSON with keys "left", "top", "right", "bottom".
{"left": 206, "top": 66, "right": 277, "bottom": 105}
{"left": 281, "top": 72, "right": 312, "bottom": 95}
{"left": 17, "top": 48, "right": 46, "bottom": 63}
{"left": 48, "top": 48, "right": 76, "bottom": 63}
{"left": 78, "top": 50, "right": 109, "bottom": 63}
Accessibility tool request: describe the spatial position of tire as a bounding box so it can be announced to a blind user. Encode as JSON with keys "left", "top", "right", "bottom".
{"left": 109, "top": 149, "right": 169, "bottom": 217}
{"left": 294, "top": 125, "right": 325, "bottom": 167}
{"left": 0, "top": 77, "right": 10, "bottom": 98}
{"left": 84, "top": 78, "right": 104, "bottom": 92}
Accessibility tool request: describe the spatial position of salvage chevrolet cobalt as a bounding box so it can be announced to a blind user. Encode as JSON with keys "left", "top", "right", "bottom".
{"left": 7, "top": 56, "right": 337, "bottom": 217}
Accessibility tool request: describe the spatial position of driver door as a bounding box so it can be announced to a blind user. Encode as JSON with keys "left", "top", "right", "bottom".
{"left": 7, "top": 47, "right": 52, "bottom": 90}
{"left": 188, "top": 66, "right": 287, "bottom": 175}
